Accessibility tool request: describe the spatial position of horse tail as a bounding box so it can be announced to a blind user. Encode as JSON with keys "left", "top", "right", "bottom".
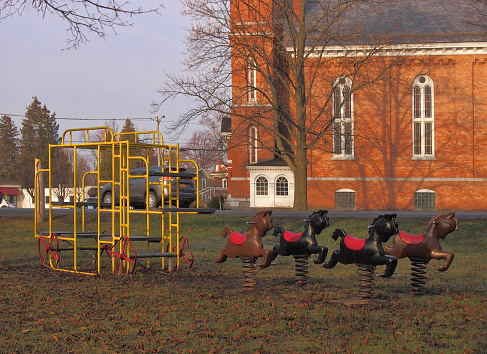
{"left": 221, "top": 226, "right": 233, "bottom": 238}
{"left": 331, "top": 228, "right": 347, "bottom": 241}
{"left": 273, "top": 225, "right": 285, "bottom": 237}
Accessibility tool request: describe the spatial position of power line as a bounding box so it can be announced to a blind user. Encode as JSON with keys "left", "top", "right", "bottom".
{"left": 1, "top": 112, "right": 201, "bottom": 124}
{"left": 1, "top": 113, "right": 153, "bottom": 121}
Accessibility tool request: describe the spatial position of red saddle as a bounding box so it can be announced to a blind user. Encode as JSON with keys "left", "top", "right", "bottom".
{"left": 399, "top": 231, "right": 424, "bottom": 245}
{"left": 284, "top": 231, "right": 302, "bottom": 243}
{"left": 230, "top": 232, "right": 247, "bottom": 245}
{"left": 344, "top": 235, "right": 366, "bottom": 251}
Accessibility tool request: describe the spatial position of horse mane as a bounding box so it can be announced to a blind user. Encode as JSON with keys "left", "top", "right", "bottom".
{"left": 425, "top": 212, "right": 449, "bottom": 232}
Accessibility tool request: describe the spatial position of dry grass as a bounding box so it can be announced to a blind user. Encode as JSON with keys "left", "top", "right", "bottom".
{"left": 0, "top": 213, "right": 485, "bottom": 353}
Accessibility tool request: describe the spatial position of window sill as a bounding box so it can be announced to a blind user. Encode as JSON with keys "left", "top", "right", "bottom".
{"left": 411, "top": 156, "right": 436, "bottom": 161}
{"left": 332, "top": 156, "right": 356, "bottom": 161}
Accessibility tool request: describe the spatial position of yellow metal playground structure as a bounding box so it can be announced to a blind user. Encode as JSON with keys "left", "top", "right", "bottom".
{"left": 34, "top": 127, "right": 214, "bottom": 275}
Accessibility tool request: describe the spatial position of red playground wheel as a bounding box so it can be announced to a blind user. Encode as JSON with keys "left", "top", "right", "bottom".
{"left": 104, "top": 237, "right": 137, "bottom": 275}
{"left": 38, "top": 233, "right": 60, "bottom": 268}
{"left": 167, "top": 237, "right": 194, "bottom": 270}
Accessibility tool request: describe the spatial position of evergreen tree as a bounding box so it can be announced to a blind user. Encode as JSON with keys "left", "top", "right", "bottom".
{"left": 120, "top": 118, "right": 146, "bottom": 169}
{"left": 0, "top": 115, "right": 19, "bottom": 181}
{"left": 18, "top": 97, "right": 60, "bottom": 196}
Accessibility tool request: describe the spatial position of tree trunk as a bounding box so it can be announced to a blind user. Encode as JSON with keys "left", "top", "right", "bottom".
{"left": 293, "top": 149, "right": 308, "bottom": 210}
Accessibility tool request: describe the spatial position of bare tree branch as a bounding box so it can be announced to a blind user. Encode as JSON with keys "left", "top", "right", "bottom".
{"left": 155, "top": 0, "right": 411, "bottom": 209}
{"left": 0, "top": 0, "right": 163, "bottom": 48}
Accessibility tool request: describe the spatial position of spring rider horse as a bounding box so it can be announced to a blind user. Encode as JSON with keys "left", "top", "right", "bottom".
{"left": 216, "top": 210, "right": 274, "bottom": 289}
{"left": 272, "top": 210, "right": 330, "bottom": 286}
{"left": 324, "top": 214, "right": 399, "bottom": 303}
{"left": 384, "top": 211, "right": 458, "bottom": 295}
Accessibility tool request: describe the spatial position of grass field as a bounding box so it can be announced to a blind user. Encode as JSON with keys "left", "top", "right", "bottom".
{"left": 0, "top": 212, "right": 486, "bottom": 353}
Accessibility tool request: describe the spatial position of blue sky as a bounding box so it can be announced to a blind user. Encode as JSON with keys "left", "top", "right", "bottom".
{"left": 0, "top": 1, "right": 196, "bottom": 144}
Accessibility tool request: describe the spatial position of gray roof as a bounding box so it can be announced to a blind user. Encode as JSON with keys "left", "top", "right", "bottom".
{"left": 302, "top": 0, "right": 487, "bottom": 45}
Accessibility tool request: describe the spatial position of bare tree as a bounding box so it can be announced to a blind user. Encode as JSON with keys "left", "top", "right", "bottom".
{"left": 155, "top": 0, "right": 408, "bottom": 209}
{"left": 181, "top": 129, "right": 226, "bottom": 171}
{"left": 0, "top": 0, "right": 163, "bottom": 48}
{"left": 51, "top": 147, "right": 72, "bottom": 202}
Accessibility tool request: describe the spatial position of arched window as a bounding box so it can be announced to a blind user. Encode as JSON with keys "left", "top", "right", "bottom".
{"left": 276, "top": 176, "right": 288, "bottom": 196}
{"left": 332, "top": 77, "right": 353, "bottom": 157}
{"left": 248, "top": 58, "right": 257, "bottom": 102}
{"left": 256, "top": 176, "right": 268, "bottom": 195}
{"left": 412, "top": 75, "right": 434, "bottom": 157}
{"left": 248, "top": 126, "right": 257, "bottom": 164}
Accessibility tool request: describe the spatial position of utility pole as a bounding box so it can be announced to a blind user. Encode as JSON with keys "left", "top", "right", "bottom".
{"left": 155, "top": 115, "right": 165, "bottom": 166}
{"left": 156, "top": 115, "right": 160, "bottom": 166}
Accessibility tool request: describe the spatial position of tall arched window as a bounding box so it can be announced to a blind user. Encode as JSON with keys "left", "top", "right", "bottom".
{"left": 412, "top": 75, "right": 434, "bottom": 157}
{"left": 248, "top": 58, "right": 257, "bottom": 102}
{"left": 256, "top": 176, "right": 268, "bottom": 195}
{"left": 248, "top": 126, "right": 257, "bottom": 164}
{"left": 332, "top": 77, "right": 353, "bottom": 157}
{"left": 276, "top": 176, "right": 288, "bottom": 196}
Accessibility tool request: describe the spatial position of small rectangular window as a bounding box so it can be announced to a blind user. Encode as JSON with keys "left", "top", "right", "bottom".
{"left": 414, "top": 191, "right": 436, "bottom": 210}
{"left": 335, "top": 191, "right": 356, "bottom": 210}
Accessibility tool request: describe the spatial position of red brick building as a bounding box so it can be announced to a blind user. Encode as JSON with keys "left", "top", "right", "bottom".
{"left": 226, "top": 0, "right": 487, "bottom": 210}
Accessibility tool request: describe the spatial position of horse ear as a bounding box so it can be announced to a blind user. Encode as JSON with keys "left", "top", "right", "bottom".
{"left": 318, "top": 210, "right": 325, "bottom": 215}
{"left": 390, "top": 213, "right": 397, "bottom": 220}
{"left": 264, "top": 210, "right": 272, "bottom": 216}
{"left": 447, "top": 211, "right": 455, "bottom": 219}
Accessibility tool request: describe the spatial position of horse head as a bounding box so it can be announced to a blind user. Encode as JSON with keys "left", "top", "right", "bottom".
{"left": 307, "top": 209, "right": 330, "bottom": 235}
{"left": 427, "top": 211, "right": 459, "bottom": 239}
{"left": 251, "top": 210, "right": 273, "bottom": 237}
{"left": 371, "top": 213, "right": 398, "bottom": 243}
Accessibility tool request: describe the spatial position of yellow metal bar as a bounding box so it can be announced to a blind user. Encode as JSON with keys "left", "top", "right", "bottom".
{"left": 61, "top": 126, "right": 114, "bottom": 145}
{"left": 35, "top": 126, "right": 203, "bottom": 276}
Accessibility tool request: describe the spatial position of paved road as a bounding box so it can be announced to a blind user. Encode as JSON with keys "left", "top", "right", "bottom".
{"left": 1, "top": 208, "right": 486, "bottom": 219}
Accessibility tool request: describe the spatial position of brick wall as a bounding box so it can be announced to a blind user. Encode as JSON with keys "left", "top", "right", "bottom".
{"left": 228, "top": 53, "right": 487, "bottom": 210}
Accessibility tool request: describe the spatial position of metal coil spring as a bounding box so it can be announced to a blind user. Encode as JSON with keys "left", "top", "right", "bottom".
{"left": 294, "top": 255, "right": 309, "bottom": 286}
{"left": 241, "top": 257, "right": 257, "bottom": 290}
{"left": 409, "top": 257, "right": 429, "bottom": 295}
{"left": 357, "top": 264, "right": 375, "bottom": 299}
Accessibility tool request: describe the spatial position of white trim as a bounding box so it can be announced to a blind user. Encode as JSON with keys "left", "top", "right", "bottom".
{"left": 247, "top": 165, "right": 294, "bottom": 208}
{"left": 232, "top": 103, "right": 273, "bottom": 107}
{"left": 336, "top": 188, "right": 356, "bottom": 193}
{"left": 309, "top": 177, "right": 487, "bottom": 182}
{"left": 416, "top": 189, "right": 436, "bottom": 193}
{"left": 302, "top": 42, "right": 487, "bottom": 58}
{"left": 248, "top": 59, "right": 257, "bottom": 102}
{"left": 231, "top": 177, "right": 250, "bottom": 181}
{"left": 234, "top": 22, "right": 268, "bottom": 26}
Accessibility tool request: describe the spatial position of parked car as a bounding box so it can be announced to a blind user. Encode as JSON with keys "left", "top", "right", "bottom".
{"left": 78, "top": 197, "right": 99, "bottom": 209}
{"left": 100, "top": 166, "right": 197, "bottom": 208}
{"left": 0, "top": 199, "right": 16, "bottom": 208}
